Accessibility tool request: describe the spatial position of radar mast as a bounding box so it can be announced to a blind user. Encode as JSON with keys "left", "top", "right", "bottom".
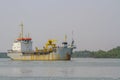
{"left": 20, "top": 22, "right": 24, "bottom": 38}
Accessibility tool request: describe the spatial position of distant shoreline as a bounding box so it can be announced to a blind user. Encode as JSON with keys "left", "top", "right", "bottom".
{"left": 1, "top": 46, "right": 120, "bottom": 58}
{"left": 0, "top": 53, "right": 9, "bottom": 58}
{"left": 72, "top": 46, "right": 120, "bottom": 58}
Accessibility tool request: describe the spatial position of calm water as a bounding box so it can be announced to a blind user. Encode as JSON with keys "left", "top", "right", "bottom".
{"left": 0, "top": 58, "right": 120, "bottom": 80}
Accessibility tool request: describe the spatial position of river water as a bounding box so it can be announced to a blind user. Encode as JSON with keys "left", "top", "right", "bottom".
{"left": 0, "top": 58, "right": 120, "bottom": 80}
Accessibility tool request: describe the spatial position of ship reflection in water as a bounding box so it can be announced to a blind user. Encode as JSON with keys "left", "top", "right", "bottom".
{"left": 0, "top": 58, "right": 120, "bottom": 80}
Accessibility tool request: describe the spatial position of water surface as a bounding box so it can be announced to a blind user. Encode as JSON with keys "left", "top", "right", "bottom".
{"left": 0, "top": 58, "right": 120, "bottom": 80}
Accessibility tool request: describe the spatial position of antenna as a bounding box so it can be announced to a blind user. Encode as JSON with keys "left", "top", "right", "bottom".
{"left": 71, "top": 30, "right": 74, "bottom": 46}
{"left": 28, "top": 33, "right": 30, "bottom": 38}
{"left": 72, "top": 30, "right": 74, "bottom": 41}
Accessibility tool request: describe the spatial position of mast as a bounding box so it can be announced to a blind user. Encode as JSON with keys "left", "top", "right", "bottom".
{"left": 65, "top": 34, "right": 67, "bottom": 42}
{"left": 71, "top": 30, "right": 75, "bottom": 47}
{"left": 20, "top": 22, "right": 24, "bottom": 38}
{"left": 62, "top": 35, "right": 68, "bottom": 47}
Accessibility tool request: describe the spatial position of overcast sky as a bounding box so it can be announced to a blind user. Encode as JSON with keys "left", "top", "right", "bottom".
{"left": 0, "top": 0, "right": 120, "bottom": 51}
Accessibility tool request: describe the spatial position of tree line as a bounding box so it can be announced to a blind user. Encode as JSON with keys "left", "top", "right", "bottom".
{"left": 72, "top": 46, "right": 120, "bottom": 58}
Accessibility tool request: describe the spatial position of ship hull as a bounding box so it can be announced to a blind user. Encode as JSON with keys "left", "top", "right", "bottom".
{"left": 7, "top": 53, "right": 71, "bottom": 61}
{"left": 7, "top": 48, "right": 72, "bottom": 61}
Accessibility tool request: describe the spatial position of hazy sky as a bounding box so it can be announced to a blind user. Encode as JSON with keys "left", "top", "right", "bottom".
{"left": 0, "top": 0, "right": 120, "bottom": 51}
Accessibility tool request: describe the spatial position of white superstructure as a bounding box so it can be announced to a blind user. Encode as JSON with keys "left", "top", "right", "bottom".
{"left": 12, "top": 38, "right": 32, "bottom": 52}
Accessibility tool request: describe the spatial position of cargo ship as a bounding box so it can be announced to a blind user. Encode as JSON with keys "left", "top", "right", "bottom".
{"left": 7, "top": 23, "right": 76, "bottom": 60}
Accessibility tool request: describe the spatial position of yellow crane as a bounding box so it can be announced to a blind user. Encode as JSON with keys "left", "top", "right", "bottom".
{"left": 35, "top": 39, "right": 57, "bottom": 53}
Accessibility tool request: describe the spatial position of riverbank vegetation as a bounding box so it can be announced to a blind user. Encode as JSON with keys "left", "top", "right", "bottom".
{"left": 72, "top": 46, "right": 120, "bottom": 58}
{"left": 0, "top": 52, "right": 9, "bottom": 58}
